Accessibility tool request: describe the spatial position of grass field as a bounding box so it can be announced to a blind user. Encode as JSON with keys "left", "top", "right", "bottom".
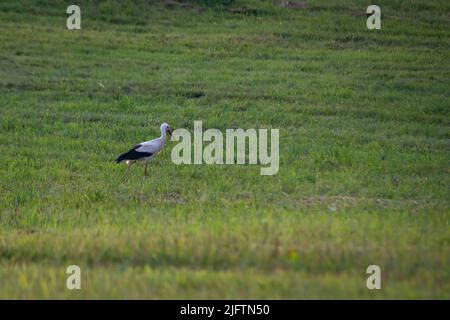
{"left": 0, "top": 0, "right": 449, "bottom": 299}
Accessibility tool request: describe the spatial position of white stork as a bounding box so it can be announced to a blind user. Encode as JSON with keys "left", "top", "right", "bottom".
{"left": 115, "top": 122, "right": 173, "bottom": 178}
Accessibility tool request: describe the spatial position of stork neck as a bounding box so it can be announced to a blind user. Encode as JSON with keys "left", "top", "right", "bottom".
{"left": 160, "top": 128, "right": 166, "bottom": 140}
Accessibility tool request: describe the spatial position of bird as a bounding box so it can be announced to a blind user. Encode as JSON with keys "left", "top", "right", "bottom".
{"left": 115, "top": 122, "right": 173, "bottom": 179}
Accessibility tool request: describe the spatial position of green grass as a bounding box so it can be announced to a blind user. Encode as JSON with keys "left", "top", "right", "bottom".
{"left": 0, "top": 0, "right": 449, "bottom": 299}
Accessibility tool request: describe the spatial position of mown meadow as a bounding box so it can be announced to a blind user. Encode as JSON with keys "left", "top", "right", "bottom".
{"left": 0, "top": 0, "right": 449, "bottom": 298}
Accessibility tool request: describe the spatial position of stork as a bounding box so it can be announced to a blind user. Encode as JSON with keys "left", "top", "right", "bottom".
{"left": 115, "top": 123, "right": 173, "bottom": 178}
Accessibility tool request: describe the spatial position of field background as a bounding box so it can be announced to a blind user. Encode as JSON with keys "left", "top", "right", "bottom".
{"left": 0, "top": 0, "right": 449, "bottom": 299}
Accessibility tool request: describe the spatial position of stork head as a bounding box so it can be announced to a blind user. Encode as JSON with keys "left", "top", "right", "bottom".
{"left": 161, "top": 122, "right": 173, "bottom": 137}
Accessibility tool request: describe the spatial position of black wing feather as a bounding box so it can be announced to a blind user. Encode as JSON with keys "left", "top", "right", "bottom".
{"left": 115, "top": 144, "right": 153, "bottom": 163}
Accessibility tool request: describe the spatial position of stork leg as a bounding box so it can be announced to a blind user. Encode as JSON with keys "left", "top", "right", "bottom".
{"left": 143, "top": 161, "right": 148, "bottom": 179}
{"left": 123, "top": 161, "right": 136, "bottom": 178}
